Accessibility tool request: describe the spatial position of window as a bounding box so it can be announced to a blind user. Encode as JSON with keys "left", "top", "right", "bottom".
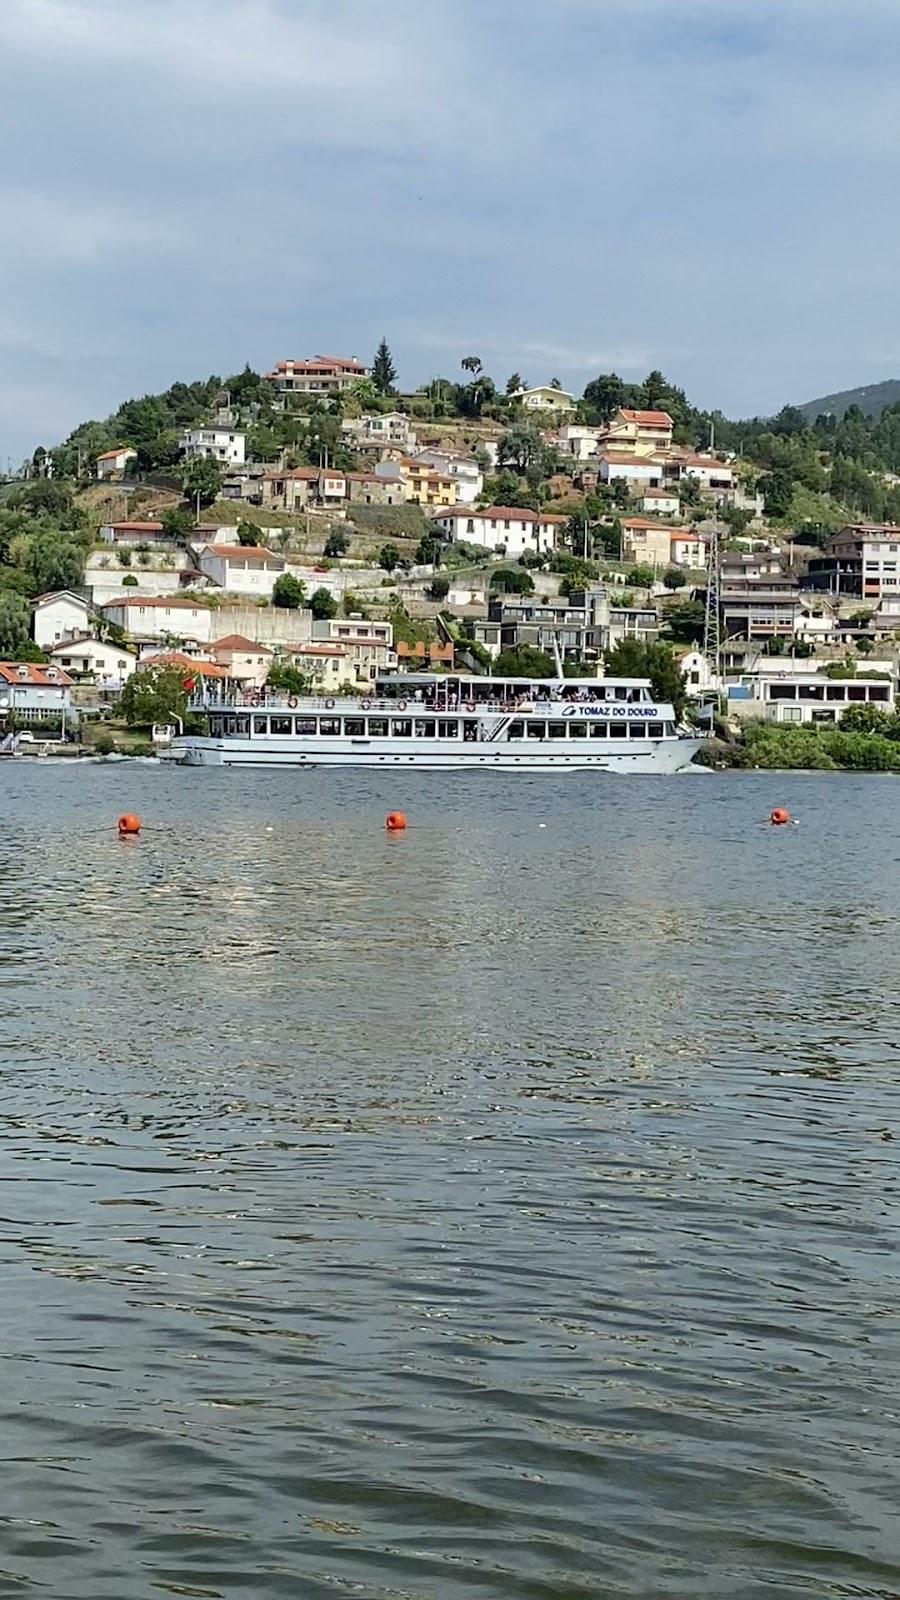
{"left": 296, "top": 717, "right": 317, "bottom": 734}
{"left": 414, "top": 719, "right": 436, "bottom": 737}
{"left": 648, "top": 721, "right": 663, "bottom": 738}
{"left": 547, "top": 722, "right": 567, "bottom": 740}
{"left": 235, "top": 716, "right": 250, "bottom": 736}
{"left": 438, "top": 719, "right": 459, "bottom": 738}
{"left": 319, "top": 718, "right": 340, "bottom": 736}
{"left": 253, "top": 716, "right": 268, "bottom": 734}
{"left": 368, "top": 719, "right": 388, "bottom": 736}
{"left": 507, "top": 720, "right": 525, "bottom": 738}
{"left": 391, "top": 719, "right": 413, "bottom": 737}
{"left": 209, "top": 715, "right": 224, "bottom": 737}
{"left": 825, "top": 685, "right": 846, "bottom": 701}
{"left": 270, "top": 715, "right": 293, "bottom": 735}
{"left": 589, "top": 722, "right": 609, "bottom": 738}
{"left": 629, "top": 722, "right": 647, "bottom": 739}
{"left": 526, "top": 720, "right": 546, "bottom": 739}
{"left": 568, "top": 722, "right": 588, "bottom": 739}
{"left": 344, "top": 718, "right": 365, "bottom": 736}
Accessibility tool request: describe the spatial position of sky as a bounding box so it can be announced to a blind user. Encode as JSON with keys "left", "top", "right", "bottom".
{"left": 1, "top": 0, "right": 899, "bottom": 464}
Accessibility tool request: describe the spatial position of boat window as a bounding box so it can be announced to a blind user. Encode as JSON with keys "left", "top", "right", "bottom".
{"left": 235, "top": 715, "right": 249, "bottom": 736}
{"left": 438, "top": 719, "right": 458, "bottom": 738}
{"left": 344, "top": 717, "right": 365, "bottom": 736}
{"left": 414, "top": 719, "right": 435, "bottom": 737}
{"left": 526, "top": 720, "right": 545, "bottom": 739}
{"left": 614, "top": 686, "right": 628, "bottom": 701}
{"left": 271, "top": 715, "right": 293, "bottom": 736}
{"left": 547, "top": 721, "right": 567, "bottom": 739}
{"left": 589, "top": 722, "right": 609, "bottom": 738}
{"left": 296, "top": 717, "right": 317, "bottom": 734}
{"left": 629, "top": 722, "right": 647, "bottom": 739}
{"left": 253, "top": 715, "right": 268, "bottom": 735}
{"left": 664, "top": 721, "right": 676, "bottom": 735}
{"left": 366, "top": 718, "right": 387, "bottom": 736}
{"left": 319, "top": 718, "right": 340, "bottom": 736}
{"left": 648, "top": 721, "right": 663, "bottom": 738}
{"left": 209, "top": 715, "right": 224, "bottom": 737}
{"left": 391, "top": 719, "right": 413, "bottom": 737}
{"left": 507, "top": 720, "right": 525, "bottom": 738}
{"left": 568, "top": 721, "right": 587, "bottom": 739}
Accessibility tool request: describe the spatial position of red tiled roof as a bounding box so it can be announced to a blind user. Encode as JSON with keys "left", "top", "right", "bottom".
{"left": 102, "top": 595, "right": 206, "bottom": 610}
{"left": 671, "top": 531, "right": 703, "bottom": 542}
{"left": 96, "top": 447, "right": 136, "bottom": 460}
{"left": 436, "top": 505, "right": 565, "bottom": 524}
{"left": 141, "top": 652, "right": 228, "bottom": 678}
{"left": 618, "top": 409, "right": 674, "bottom": 427}
{"left": 213, "top": 635, "right": 274, "bottom": 654}
{"left": 106, "top": 521, "right": 165, "bottom": 533}
{"left": 202, "top": 545, "right": 282, "bottom": 563}
{"left": 263, "top": 467, "right": 319, "bottom": 481}
{"left": 622, "top": 517, "right": 680, "bottom": 531}
{"left": 293, "top": 643, "right": 345, "bottom": 657}
{"left": 600, "top": 452, "right": 663, "bottom": 467}
{"left": 0, "top": 662, "right": 73, "bottom": 686}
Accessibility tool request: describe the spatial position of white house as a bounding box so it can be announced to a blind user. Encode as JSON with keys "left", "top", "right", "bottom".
{"left": 598, "top": 452, "right": 664, "bottom": 487}
{"left": 673, "top": 647, "right": 719, "bottom": 697}
{"left": 198, "top": 544, "right": 286, "bottom": 598}
{"left": 728, "top": 672, "right": 894, "bottom": 725}
{"left": 664, "top": 453, "right": 734, "bottom": 491}
{"left": 0, "top": 662, "right": 74, "bottom": 726}
{"left": 670, "top": 531, "right": 708, "bottom": 568}
{"left": 639, "top": 487, "right": 681, "bottom": 517}
{"left": 100, "top": 595, "right": 213, "bottom": 643}
{"left": 99, "top": 520, "right": 167, "bottom": 545}
{"left": 181, "top": 426, "right": 246, "bottom": 467}
{"left": 431, "top": 505, "right": 564, "bottom": 557}
{"left": 509, "top": 385, "right": 576, "bottom": 413}
{"left": 47, "top": 636, "right": 137, "bottom": 688}
{"left": 413, "top": 447, "right": 484, "bottom": 504}
{"left": 32, "top": 590, "right": 92, "bottom": 650}
{"left": 210, "top": 634, "right": 273, "bottom": 689}
{"left": 96, "top": 446, "right": 137, "bottom": 480}
{"left": 556, "top": 424, "right": 604, "bottom": 461}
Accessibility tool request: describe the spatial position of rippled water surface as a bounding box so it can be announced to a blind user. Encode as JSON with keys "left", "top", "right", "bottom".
{"left": 0, "top": 762, "right": 899, "bottom": 1599}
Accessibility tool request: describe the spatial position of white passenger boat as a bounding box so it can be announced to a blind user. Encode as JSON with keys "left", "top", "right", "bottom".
{"left": 173, "top": 674, "right": 703, "bottom": 773}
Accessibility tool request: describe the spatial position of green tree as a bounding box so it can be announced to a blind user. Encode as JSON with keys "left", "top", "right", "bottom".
{"left": 758, "top": 466, "right": 794, "bottom": 518}
{"left": 121, "top": 573, "right": 139, "bottom": 586}
{"left": 461, "top": 355, "right": 483, "bottom": 376}
{"left": 324, "top": 529, "right": 350, "bottom": 558}
{"left": 841, "top": 703, "right": 892, "bottom": 734}
{"left": 183, "top": 455, "right": 223, "bottom": 509}
{"left": 490, "top": 566, "right": 535, "bottom": 595}
{"left": 582, "top": 373, "right": 625, "bottom": 423}
{"left": 494, "top": 645, "right": 555, "bottom": 678}
{"left": 378, "top": 542, "right": 401, "bottom": 572}
{"left": 26, "top": 533, "right": 85, "bottom": 595}
{"left": 372, "top": 337, "right": 397, "bottom": 395}
{"left": 497, "top": 426, "right": 554, "bottom": 476}
{"left": 605, "top": 639, "right": 687, "bottom": 718}
{"left": 662, "top": 598, "right": 706, "bottom": 645}
{"left": 505, "top": 372, "right": 525, "bottom": 395}
{"left": 237, "top": 519, "right": 263, "bottom": 546}
{"left": 161, "top": 506, "right": 194, "bottom": 542}
{"left": 272, "top": 574, "right": 306, "bottom": 609}
{"left": 310, "top": 586, "right": 338, "bottom": 620}
{"left": 120, "top": 665, "right": 188, "bottom": 728}
{"left": 663, "top": 566, "right": 686, "bottom": 589}
{"left": 625, "top": 564, "right": 655, "bottom": 588}
{"left": 0, "top": 592, "right": 30, "bottom": 656}
{"left": 415, "top": 533, "right": 442, "bottom": 566}
{"left": 267, "top": 661, "right": 311, "bottom": 695}
{"left": 427, "top": 575, "right": 450, "bottom": 600}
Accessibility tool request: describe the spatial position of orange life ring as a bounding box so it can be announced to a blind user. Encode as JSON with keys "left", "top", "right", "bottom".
{"left": 361, "top": 698, "right": 372, "bottom": 710}
{"left": 288, "top": 696, "right": 299, "bottom": 709}
{"left": 325, "top": 697, "right": 336, "bottom": 709}
{"left": 397, "top": 699, "right": 408, "bottom": 711}
{"left": 465, "top": 701, "right": 476, "bottom": 712}
{"left": 249, "top": 691, "right": 261, "bottom": 707}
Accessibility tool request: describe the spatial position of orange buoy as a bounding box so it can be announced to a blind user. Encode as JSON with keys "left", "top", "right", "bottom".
{"left": 385, "top": 811, "right": 407, "bottom": 832}
{"left": 770, "top": 807, "right": 790, "bottom": 827}
{"left": 118, "top": 813, "right": 142, "bottom": 836}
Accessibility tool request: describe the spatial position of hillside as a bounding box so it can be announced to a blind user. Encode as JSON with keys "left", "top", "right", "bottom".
{"left": 798, "top": 379, "right": 900, "bottom": 423}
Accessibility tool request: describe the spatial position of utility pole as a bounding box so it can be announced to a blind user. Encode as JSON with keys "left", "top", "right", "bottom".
{"left": 703, "top": 509, "right": 722, "bottom": 693}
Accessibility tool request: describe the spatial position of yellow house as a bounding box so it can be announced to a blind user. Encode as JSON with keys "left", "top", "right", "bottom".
{"left": 510, "top": 385, "right": 577, "bottom": 413}
{"left": 600, "top": 408, "right": 674, "bottom": 458}
{"left": 287, "top": 643, "right": 355, "bottom": 690}
{"left": 372, "top": 458, "right": 457, "bottom": 507}
{"left": 621, "top": 517, "right": 677, "bottom": 566}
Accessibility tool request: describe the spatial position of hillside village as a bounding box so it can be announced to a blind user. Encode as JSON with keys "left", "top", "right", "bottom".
{"left": 5, "top": 343, "right": 900, "bottom": 754}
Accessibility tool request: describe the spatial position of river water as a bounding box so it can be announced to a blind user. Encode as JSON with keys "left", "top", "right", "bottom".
{"left": 0, "top": 762, "right": 898, "bottom": 1600}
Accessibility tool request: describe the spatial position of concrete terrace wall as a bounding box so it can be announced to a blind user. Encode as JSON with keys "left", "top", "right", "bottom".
{"left": 205, "top": 606, "right": 314, "bottom": 647}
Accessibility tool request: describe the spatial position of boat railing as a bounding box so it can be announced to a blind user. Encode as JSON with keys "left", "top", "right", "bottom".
{"left": 190, "top": 692, "right": 651, "bottom": 714}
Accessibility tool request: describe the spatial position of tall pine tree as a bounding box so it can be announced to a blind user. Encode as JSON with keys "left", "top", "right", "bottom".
{"left": 372, "top": 337, "right": 397, "bottom": 395}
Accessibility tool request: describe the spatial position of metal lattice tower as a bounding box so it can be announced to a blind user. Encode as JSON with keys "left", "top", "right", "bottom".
{"left": 703, "top": 514, "right": 721, "bottom": 686}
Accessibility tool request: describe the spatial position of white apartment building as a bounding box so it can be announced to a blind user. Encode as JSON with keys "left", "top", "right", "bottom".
{"left": 32, "top": 590, "right": 92, "bottom": 650}
{"left": 197, "top": 544, "right": 285, "bottom": 598}
{"left": 431, "top": 505, "right": 564, "bottom": 557}
{"left": 728, "top": 673, "right": 894, "bottom": 725}
{"left": 100, "top": 595, "right": 213, "bottom": 643}
{"left": 181, "top": 426, "right": 246, "bottom": 466}
{"left": 265, "top": 356, "right": 368, "bottom": 397}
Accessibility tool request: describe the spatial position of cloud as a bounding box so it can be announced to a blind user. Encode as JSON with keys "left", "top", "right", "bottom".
{"left": 0, "top": 0, "right": 899, "bottom": 461}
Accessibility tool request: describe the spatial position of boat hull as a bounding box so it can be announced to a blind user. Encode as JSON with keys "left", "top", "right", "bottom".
{"left": 174, "top": 736, "right": 703, "bottom": 774}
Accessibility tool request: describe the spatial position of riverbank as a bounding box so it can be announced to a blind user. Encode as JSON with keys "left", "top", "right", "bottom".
{"left": 701, "top": 721, "right": 900, "bottom": 772}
